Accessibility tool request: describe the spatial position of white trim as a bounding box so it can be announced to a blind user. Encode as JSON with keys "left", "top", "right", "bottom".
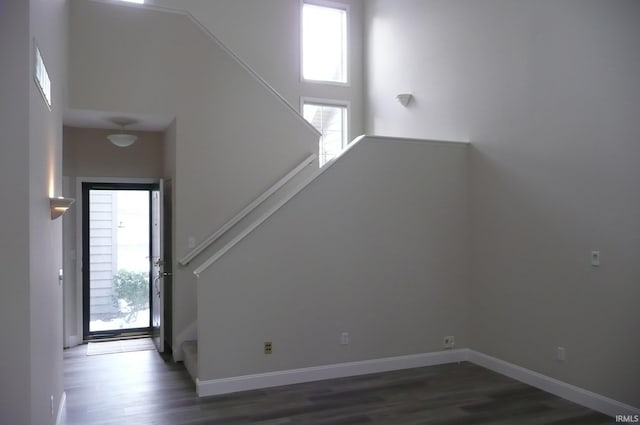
{"left": 194, "top": 135, "right": 469, "bottom": 276}
{"left": 365, "top": 135, "right": 470, "bottom": 145}
{"left": 193, "top": 137, "right": 358, "bottom": 277}
{"left": 62, "top": 175, "right": 73, "bottom": 348}
{"left": 196, "top": 349, "right": 467, "bottom": 397}
{"left": 194, "top": 347, "right": 638, "bottom": 417}
{"left": 179, "top": 153, "right": 317, "bottom": 266}
{"left": 300, "top": 0, "right": 351, "bottom": 87}
{"left": 467, "top": 350, "right": 639, "bottom": 417}
{"left": 55, "top": 392, "right": 66, "bottom": 425}
{"left": 300, "top": 96, "right": 351, "bottom": 110}
{"left": 90, "top": 0, "right": 320, "bottom": 139}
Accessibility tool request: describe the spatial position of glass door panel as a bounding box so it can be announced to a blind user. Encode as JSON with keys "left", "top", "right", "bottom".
{"left": 83, "top": 184, "right": 155, "bottom": 339}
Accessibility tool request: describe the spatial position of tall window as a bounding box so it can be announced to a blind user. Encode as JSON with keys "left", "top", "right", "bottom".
{"left": 302, "top": 2, "right": 348, "bottom": 84}
{"left": 303, "top": 101, "right": 348, "bottom": 166}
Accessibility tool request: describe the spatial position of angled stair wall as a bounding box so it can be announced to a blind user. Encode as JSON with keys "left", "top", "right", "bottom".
{"left": 194, "top": 136, "right": 470, "bottom": 392}
{"left": 69, "top": 0, "right": 320, "bottom": 360}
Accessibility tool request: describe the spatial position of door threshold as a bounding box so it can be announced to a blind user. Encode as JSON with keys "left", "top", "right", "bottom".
{"left": 84, "top": 332, "right": 151, "bottom": 343}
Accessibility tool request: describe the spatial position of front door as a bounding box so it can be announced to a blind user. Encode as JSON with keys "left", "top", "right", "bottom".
{"left": 150, "top": 183, "right": 164, "bottom": 352}
{"left": 82, "top": 182, "right": 159, "bottom": 340}
{"left": 162, "top": 179, "right": 173, "bottom": 353}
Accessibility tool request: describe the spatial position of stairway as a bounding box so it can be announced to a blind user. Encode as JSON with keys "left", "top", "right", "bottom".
{"left": 193, "top": 136, "right": 471, "bottom": 397}
{"left": 181, "top": 340, "right": 198, "bottom": 383}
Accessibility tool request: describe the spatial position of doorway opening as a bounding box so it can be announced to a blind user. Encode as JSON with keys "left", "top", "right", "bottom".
{"left": 82, "top": 182, "right": 159, "bottom": 341}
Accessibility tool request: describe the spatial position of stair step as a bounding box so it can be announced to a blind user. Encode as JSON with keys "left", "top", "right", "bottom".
{"left": 181, "top": 340, "right": 198, "bottom": 383}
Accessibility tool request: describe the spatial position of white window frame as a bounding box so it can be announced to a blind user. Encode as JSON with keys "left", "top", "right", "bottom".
{"left": 90, "top": 0, "right": 146, "bottom": 6}
{"left": 33, "top": 41, "right": 52, "bottom": 111}
{"left": 300, "top": 0, "right": 350, "bottom": 87}
{"left": 301, "top": 97, "right": 350, "bottom": 166}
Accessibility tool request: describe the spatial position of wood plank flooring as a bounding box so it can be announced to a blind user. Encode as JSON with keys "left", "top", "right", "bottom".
{"left": 61, "top": 345, "right": 613, "bottom": 425}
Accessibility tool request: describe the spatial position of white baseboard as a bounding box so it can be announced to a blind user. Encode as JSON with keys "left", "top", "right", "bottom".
{"left": 467, "top": 350, "right": 640, "bottom": 418}
{"left": 55, "top": 391, "right": 66, "bottom": 425}
{"left": 197, "top": 349, "right": 467, "bottom": 397}
{"left": 196, "top": 348, "right": 638, "bottom": 417}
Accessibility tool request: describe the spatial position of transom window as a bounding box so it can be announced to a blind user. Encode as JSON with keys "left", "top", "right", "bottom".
{"left": 302, "top": 2, "right": 348, "bottom": 84}
{"left": 303, "top": 101, "right": 348, "bottom": 166}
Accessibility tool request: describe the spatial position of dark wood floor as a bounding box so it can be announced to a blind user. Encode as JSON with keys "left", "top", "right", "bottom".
{"left": 61, "top": 344, "right": 613, "bottom": 425}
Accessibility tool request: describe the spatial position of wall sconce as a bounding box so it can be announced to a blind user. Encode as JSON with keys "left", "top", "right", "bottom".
{"left": 50, "top": 197, "right": 75, "bottom": 220}
{"left": 396, "top": 93, "right": 413, "bottom": 107}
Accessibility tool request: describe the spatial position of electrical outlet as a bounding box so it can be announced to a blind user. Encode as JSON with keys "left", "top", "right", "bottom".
{"left": 50, "top": 395, "right": 54, "bottom": 417}
{"left": 264, "top": 341, "right": 272, "bottom": 354}
{"left": 443, "top": 336, "right": 455, "bottom": 349}
{"left": 341, "top": 332, "right": 349, "bottom": 345}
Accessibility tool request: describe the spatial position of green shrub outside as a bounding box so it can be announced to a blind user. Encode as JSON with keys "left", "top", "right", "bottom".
{"left": 113, "top": 269, "right": 149, "bottom": 323}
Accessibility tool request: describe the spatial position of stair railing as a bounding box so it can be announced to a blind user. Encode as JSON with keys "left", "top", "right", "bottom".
{"left": 179, "top": 153, "right": 317, "bottom": 266}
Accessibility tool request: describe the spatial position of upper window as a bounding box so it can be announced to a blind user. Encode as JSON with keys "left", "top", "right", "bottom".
{"left": 33, "top": 44, "right": 51, "bottom": 109}
{"left": 302, "top": 2, "right": 348, "bottom": 84}
{"left": 303, "top": 101, "right": 348, "bottom": 166}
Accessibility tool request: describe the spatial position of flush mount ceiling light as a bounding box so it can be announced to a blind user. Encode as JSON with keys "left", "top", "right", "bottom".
{"left": 107, "top": 117, "right": 138, "bottom": 147}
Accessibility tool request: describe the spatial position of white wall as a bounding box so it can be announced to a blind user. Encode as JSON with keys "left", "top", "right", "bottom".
{"left": 153, "top": 0, "right": 365, "bottom": 142}
{"left": 366, "top": 0, "right": 640, "bottom": 408}
{"left": 198, "top": 137, "right": 469, "bottom": 380}
{"left": 64, "top": 127, "right": 165, "bottom": 178}
{"left": 29, "top": 0, "right": 68, "bottom": 422}
{"left": 62, "top": 126, "right": 165, "bottom": 346}
{"left": 69, "top": 0, "right": 319, "bottom": 356}
{"left": 0, "top": 1, "right": 32, "bottom": 422}
{"left": 0, "top": 0, "right": 67, "bottom": 423}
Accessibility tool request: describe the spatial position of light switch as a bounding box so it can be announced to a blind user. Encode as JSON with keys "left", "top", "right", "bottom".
{"left": 591, "top": 251, "right": 600, "bottom": 267}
